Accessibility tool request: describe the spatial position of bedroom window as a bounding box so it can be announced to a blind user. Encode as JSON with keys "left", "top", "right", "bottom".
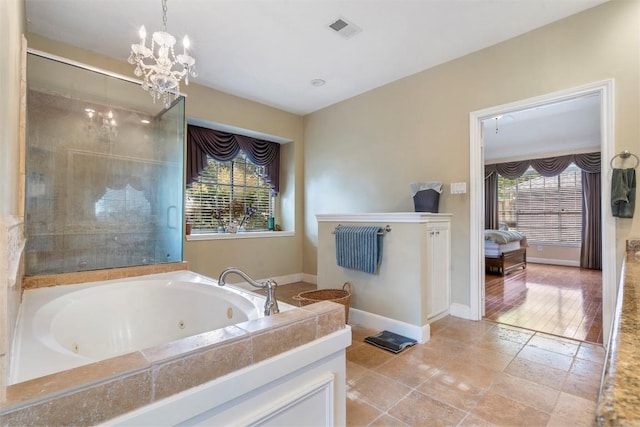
{"left": 185, "top": 151, "right": 273, "bottom": 233}
{"left": 498, "top": 164, "right": 582, "bottom": 244}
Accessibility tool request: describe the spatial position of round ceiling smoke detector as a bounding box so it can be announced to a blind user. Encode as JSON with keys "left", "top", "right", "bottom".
{"left": 310, "top": 79, "right": 326, "bottom": 87}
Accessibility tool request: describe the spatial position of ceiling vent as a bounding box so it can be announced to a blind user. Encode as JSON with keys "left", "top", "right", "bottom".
{"left": 328, "top": 17, "right": 362, "bottom": 39}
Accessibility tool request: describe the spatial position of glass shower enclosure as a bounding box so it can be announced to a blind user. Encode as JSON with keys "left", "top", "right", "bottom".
{"left": 25, "top": 51, "right": 185, "bottom": 275}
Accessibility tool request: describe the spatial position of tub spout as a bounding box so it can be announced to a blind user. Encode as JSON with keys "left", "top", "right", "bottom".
{"left": 217, "top": 268, "right": 280, "bottom": 316}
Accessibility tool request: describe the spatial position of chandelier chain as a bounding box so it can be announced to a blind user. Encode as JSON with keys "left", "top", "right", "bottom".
{"left": 162, "top": 0, "right": 168, "bottom": 32}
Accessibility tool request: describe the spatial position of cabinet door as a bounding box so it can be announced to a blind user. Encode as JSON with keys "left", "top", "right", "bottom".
{"left": 427, "top": 224, "right": 450, "bottom": 319}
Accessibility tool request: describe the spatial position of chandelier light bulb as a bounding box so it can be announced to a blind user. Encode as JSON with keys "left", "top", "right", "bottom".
{"left": 84, "top": 107, "right": 118, "bottom": 142}
{"left": 128, "top": 0, "right": 196, "bottom": 107}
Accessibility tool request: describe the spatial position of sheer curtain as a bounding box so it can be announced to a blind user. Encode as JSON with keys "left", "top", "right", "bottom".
{"left": 485, "top": 152, "right": 601, "bottom": 270}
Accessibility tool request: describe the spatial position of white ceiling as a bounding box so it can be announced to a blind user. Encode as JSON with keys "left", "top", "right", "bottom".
{"left": 26, "top": 0, "right": 608, "bottom": 115}
{"left": 483, "top": 93, "right": 602, "bottom": 162}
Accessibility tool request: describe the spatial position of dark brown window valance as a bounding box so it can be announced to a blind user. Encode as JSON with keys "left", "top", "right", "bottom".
{"left": 485, "top": 152, "right": 601, "bottom": 179}
{"left": 187, "top": 124, "right": 280, "bottom": 194}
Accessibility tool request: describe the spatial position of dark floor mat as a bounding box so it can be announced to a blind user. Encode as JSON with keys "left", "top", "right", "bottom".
{"left": 364, "top": 330, "right": 417, "bottom": 354}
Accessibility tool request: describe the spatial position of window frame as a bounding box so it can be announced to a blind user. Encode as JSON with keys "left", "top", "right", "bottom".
{"left": 497, "top": 164, "right": 583, "bottom": 246}
{"left": 185, "top": 151, "right": 275, "bottom": 235}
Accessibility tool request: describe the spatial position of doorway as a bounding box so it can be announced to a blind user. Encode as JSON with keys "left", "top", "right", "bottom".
{"left": 469, "top": 80, "right": 616, "bottom": 346}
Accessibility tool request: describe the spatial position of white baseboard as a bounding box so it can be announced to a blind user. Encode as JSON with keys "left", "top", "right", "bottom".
{"left": 231, "top": 273, "right": 304, "bottom": 291}
{"left": 449, "top": 303, "right": 473, "bottom": 320}
{"left": 271, "top": 273, "right": 305, "bottom": 285}
{"left": 301, "top": 273, "right": 317, "bottom": 285}
{"left": 527, "top": 258, "right": 580, "bottom": 267}
{"left": 348, "top": 308, "right": 431, "bottom": 344}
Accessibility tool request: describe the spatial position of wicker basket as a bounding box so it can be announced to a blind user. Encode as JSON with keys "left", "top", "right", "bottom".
{"left": 293, "top": 282, "right": 352, "bottom": 323}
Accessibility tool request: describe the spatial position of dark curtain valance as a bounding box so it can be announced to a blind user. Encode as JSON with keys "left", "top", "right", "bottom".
{"left": 485, "top": 152, "right": 601, "bottom": 179}
{"left": 187, "top": 124, "right": 280, "bottom": 194}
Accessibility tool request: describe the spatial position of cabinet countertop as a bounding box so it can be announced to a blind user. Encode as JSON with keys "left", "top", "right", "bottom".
{"left": 596, "top": 249, "right": 640, "bottom": 425}
{"left": 316, "top": 213, "right": 452, "bottom": 222}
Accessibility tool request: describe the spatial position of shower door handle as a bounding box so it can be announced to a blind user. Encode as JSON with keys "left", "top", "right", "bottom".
{"left": 167, "top": 205, "right": 178, "bottom": 229}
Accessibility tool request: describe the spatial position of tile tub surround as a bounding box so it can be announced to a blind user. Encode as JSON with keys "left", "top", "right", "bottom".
{"left": 5, "top": 263, "right": 185, "bottom": 397}
{"left": 21, "top": 261, "right": 189, "bottom": 290}
{"left": 596, "top": 248, "right": 640, "bottom": 425}
{"left": 0, "top": 300, "right": 346, "bottom": 425}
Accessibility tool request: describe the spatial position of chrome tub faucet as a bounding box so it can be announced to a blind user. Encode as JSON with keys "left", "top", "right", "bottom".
{"left": 217, "top": 267, "right": 280, "bottom": 316}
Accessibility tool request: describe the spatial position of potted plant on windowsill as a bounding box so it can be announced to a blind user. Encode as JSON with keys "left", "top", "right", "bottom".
{"left": 185, "top": 215, "right": 193, "bottom": 235}
{"left": 238, "top": 205, "right": 257, "bottom": 232}
{"left": 212, "top": 205, "right": 229, "bottom": 233}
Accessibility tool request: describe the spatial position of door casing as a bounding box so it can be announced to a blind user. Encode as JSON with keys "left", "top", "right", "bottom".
{"left": 468, "top": 79, "right": 615, "bottom": 346}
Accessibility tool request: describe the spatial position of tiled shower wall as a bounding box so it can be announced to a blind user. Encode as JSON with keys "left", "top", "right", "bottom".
{"left": 0, "top": 215, "right": 25, "bottom": 400}
{"left": 25, "top": 52, "right": 185, "bottom": 277}
{"left": 25, "top": 87, "right": 184, "bottom": 276}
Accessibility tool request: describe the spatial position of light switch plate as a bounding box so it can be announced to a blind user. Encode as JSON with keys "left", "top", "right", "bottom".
{"left": 450, "top": 182, "right": 467, "bottom": 194}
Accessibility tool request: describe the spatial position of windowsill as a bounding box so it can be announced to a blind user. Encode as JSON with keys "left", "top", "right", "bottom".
{"left": 185, "top": 230, "right": 294, "bottom": 241}
{"left": 527, "top": 242, "right": 581, "bottom": 248}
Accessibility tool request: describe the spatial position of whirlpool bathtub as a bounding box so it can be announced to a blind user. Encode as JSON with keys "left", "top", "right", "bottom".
{"left": 9, "top": 270, "right": 286, "bottom": 384}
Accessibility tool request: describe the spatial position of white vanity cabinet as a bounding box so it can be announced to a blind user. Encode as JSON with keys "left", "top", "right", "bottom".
{"left": 425, "top": 219, "right": 451, "bottom": 321}
{"left": 317, "top": 213, "right": 452, "bottom": 343}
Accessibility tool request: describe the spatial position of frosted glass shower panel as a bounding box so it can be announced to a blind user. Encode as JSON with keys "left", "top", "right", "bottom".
{"left": 25, "top": 53, "right": 185, "bottom": 275}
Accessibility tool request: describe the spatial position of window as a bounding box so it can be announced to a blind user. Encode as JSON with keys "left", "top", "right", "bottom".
{"left": 95, "top": 184, "right": 151, "bottom": 223}
{"left": 498, "top": 164, "right": 582, "bottom": 244}
{"left": 185, "top": 151, "right": 273, "bottom": 233}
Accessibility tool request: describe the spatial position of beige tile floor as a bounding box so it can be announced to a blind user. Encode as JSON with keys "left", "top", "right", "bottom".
{"left": 346, "top": 316, "right": 605, "bottom": 427}
{"left": 255, "top": 283, "right": 605, "bottom": 426}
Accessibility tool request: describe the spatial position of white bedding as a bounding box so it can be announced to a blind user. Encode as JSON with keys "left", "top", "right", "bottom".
{"left": 485, "top": 240, "right": 521, "bottom": 258}
{"left": 484, "top": 229, "right": 527, "bottom": 244}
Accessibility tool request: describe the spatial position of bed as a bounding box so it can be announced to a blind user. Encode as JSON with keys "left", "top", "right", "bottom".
{"left": 485, "top": 229, "right": 528, "bottom": 276}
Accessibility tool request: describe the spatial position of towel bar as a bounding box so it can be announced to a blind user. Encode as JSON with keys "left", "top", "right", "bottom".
{"left": 332, "top": 224, "right": 392, "bottom": 235}
{"left": 610, "top": 150, "right": 639, "bottom": 169}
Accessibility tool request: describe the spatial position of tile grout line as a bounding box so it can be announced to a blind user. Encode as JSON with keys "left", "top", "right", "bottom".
{"left": 347, "top": 319, "right": 604, "bottom": 426}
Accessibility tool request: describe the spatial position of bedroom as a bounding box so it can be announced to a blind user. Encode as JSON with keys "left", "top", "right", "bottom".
{"left": 481, "top": 93, "right": 605, "bottom": 343}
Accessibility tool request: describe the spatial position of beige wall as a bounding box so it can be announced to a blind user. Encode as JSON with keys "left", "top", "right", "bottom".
{"left": 25, "top": 34, "right": 305, "bottom": 283}
{"left": 303, "top": 1, "right": 640, "bottom": 307}
{"left": 527, "top": 245, "right": 581, "bottom": 266}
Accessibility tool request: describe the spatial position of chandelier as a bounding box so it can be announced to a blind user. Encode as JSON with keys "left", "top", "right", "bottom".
{"left": 128, "top": 0, "right": 196, "bottom": 107}
{"left": 85, "top": 108, "right": 118, "bottom": 142}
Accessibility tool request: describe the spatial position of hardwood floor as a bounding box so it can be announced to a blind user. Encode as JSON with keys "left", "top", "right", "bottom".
{"left": 252, "top": 281, "right": 316, "bottom": 306}
{"left": 484, "top": 263, "right": 603, "bottom": 344}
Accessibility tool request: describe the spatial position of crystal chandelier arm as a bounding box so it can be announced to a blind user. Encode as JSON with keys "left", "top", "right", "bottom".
{"left": 129, "top": 0, "right": 196, "bottom": 107}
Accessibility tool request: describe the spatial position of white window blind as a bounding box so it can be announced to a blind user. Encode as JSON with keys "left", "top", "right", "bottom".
{"left": 498, "top": 164, "right": 582, "bottom": 244}
{"left": 185, "top": 151, "right": 273, "bottom": 233}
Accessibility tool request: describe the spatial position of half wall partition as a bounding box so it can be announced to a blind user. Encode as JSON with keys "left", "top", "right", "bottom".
{"left": 25, "top": 51, "right": 185, "bottom": 275}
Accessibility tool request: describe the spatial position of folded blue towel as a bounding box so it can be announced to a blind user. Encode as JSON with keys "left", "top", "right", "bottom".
{"left": 612, "top": 168, "right": 636, "bottom": 218}
{"left": 335, "top": 226, "right": 383, "bottom": 274}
